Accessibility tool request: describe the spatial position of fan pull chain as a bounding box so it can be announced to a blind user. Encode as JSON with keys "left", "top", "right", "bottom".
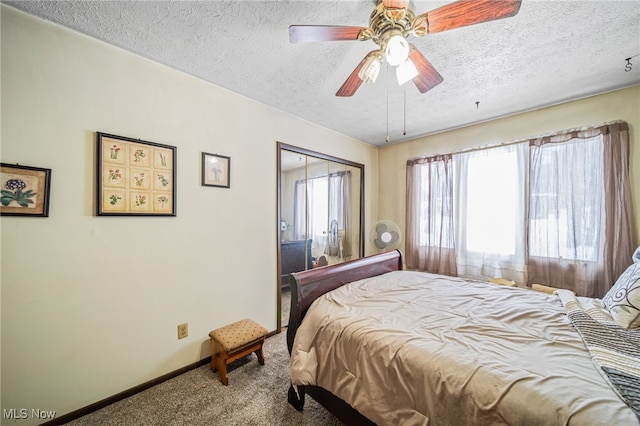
{"left": 403, "top": 85, "right": 407, "bottom": 136}
{"left": 386, "top": 63, "right": 390, "bottom": 143}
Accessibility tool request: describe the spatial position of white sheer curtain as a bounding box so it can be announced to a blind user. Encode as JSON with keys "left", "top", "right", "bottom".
{"left": 528, "top": 135, "right": 602, "bottom": 295}
{"left": 405, "top": 121, "right": 635, "bottom": 296}
{"left": 406, "top": 155, "right": 457, "bottom": 275}
{"left": 454, "top": 143, "right": 528, "bottom": 282}
{"left": 293, "top": 177, "right": 328, "bottom": 251}
{"left": 306, "top": 177, "right": 328, "bottom": 252}
{"left": 293, "top": 172, "right": 348, "bottom": 256}
{"left": 527, "top": 122, "right": 635, "bottom": 297}
{"left": 293, "top": 180, "right": 306, "bottom": 240}
{"left": 327, "top": 171, "right": 350, "bottom": 257}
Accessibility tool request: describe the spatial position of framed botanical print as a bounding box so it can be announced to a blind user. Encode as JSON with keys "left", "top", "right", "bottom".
{"left": 201, "top": 152, "right": 230, "bottom": 188}
{"left": 0, "top": 163, "right": 51, "bottom": 216}
{"left": 96, "top": 132, "right": 176, "bottom": 216}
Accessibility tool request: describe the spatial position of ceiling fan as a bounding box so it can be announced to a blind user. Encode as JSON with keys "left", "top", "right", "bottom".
{"left": 289, "top": 0, "right": 522, "bottom": 97}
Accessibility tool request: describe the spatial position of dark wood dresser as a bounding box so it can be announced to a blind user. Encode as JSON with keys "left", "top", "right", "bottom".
{"left": 281, "top": 239, "right": 313, "bottom": 282}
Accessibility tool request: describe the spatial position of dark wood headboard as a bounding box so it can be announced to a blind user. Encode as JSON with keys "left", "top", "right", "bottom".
{"left": 286, "top": 250, "right": 403, "bottom": 353}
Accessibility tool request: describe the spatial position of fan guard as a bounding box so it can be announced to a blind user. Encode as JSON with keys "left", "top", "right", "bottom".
{"left": 370, "top": 220, "right": 401, "bottom": 253}
{"left": 328, "top": 219, "right": 339, "bottom": 248}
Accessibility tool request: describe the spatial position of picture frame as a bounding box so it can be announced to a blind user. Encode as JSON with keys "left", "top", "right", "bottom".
{"left": 0, "top": 163, "right": 51, "bottom": 217}
{"left": 96, "top": 132, "right": 177, "bottom": 216}
{"left": 201, "top": 152, "right": 230, "bottom": 188}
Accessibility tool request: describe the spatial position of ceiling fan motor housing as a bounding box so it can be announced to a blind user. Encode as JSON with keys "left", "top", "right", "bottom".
{"left": 369, "top": 1, "right": 416, "bottom": 46}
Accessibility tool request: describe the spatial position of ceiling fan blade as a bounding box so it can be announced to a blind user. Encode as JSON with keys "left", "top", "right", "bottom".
{"left": 336, "top": 51, "right": 378, "bottom": 97}
{"left": 417, "top": 0, "right": 522, "bottom": 34}
{"left": 289, "top": 25, "right": 370, "bottom": 43}
{"left": 408, "top": 47, "right": 444, "bottom": 93}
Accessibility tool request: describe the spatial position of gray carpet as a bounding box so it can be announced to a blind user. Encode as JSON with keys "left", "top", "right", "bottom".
{"left": 67, "top": 331, "right": 341, "bottom": 425}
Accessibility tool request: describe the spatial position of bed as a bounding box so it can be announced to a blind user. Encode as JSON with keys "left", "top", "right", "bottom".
{"left": 286, "top": 250, "right": 640, "bottom": 425}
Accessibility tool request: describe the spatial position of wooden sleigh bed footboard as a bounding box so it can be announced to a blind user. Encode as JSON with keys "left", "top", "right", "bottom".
{"left": 285, "top": 250, "right": 403, "bottom": 425}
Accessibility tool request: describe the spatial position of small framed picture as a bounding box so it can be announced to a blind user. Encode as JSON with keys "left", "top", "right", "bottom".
{"left": 96, "top": 132, "right": 177, "bottom": 216}
{"left": 202, "top": 152, "right": 230, "bottom": 188}
{"left": 0, "top": 163, "right": 51, "bottom": 217}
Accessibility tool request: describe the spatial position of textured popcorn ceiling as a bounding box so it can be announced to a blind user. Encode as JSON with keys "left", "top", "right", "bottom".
{"left": 6, "top": 0, "right": 640, "bottom": 146}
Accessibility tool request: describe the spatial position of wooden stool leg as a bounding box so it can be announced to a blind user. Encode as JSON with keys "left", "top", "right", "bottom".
{"left": 216, "top": 348, "right": 229, "bottom": 386}
{"left": 255, "top": 339, "right": 265, "bottom": 366}
{"left": 211, "top": 340, "right": 229, "bottom": 385}
{"left": 209, "top": 339, "right": 217, "bottom": 372}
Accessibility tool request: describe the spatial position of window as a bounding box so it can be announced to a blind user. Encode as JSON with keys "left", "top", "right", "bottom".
{"left": 454, "top": 144, "right": 527, "bottom": 282}
{"left": 293, "top": 172, "right": 348, "bottom": 256}
{"left": 416, "top": 158, "right": 454, "bottom": 249}
{"left": 528, "top": 136, "right": 603, "bottom": 262}
{"left": 406, "top": 155, "right": 456, "bottom": 275}
{"left": 406, "top": 122, "right": 634, "bottom": 296}
{"left": 463, "top": 149, "right": 519, "bottom": 254}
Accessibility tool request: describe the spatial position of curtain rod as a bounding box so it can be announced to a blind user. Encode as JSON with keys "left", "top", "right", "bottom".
{"left": 409, "top": 120, "right": 626, "bottom": 160}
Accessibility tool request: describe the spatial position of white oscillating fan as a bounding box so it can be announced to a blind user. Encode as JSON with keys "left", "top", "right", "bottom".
{"left": 326, "top": 219, "right": 345, "bottom": 259}
{"left": 370, "top": 220, "right": 401, "bottom": 253}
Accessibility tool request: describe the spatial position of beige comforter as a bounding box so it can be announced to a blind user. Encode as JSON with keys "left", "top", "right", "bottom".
{"left": 290, "top": 270, "right": 638, "bottom": 425}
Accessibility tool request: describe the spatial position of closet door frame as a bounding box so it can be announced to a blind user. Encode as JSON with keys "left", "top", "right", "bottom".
{"left": 276, "top": 142, "right": 364, "bottom": 330}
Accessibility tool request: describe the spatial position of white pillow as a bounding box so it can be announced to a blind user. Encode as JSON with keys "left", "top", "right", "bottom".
{"left": 633, "top": 246, "right": 640, "bottom": 263}
{"left": 602, "top": 263, "right": 640, "bottom": 329}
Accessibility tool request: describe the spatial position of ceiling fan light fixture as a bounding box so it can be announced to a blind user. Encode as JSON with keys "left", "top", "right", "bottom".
{"left": 290, "top": 0, "right": 523, "bottom": 97}
{"left": 396, "top": 57, "right": 419, "bottom": 85}
{"left": 358, "top": 52, "right": 383, "bottom": 84}
{"left": 385, "top": 34, "right": 409, "bottom": 66}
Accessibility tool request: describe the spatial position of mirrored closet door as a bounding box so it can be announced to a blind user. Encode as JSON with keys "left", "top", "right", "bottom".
{"left": 277, "top": 143, "right": 364, "bottom": 329}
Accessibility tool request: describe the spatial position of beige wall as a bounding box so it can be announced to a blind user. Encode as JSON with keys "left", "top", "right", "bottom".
{"left": 379, "top": 85, "right": 640, "bottom": 249}
{"left": 0, "top": 6, "right": 378, "bottom": 423}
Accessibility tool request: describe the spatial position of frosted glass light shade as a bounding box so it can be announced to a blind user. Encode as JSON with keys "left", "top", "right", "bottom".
{"left": 385, "top": 35, "right": 410, "bottom": 66}
{"left": 358, "top": 52, "right": 383, "bottom": 84}
{"left": 396, "top": 58, "right": 419, "bottom": 85}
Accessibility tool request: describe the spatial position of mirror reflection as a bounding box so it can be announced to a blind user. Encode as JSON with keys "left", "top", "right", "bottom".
{"left": 278, "top": 144, "right": 364, "bottom": 328}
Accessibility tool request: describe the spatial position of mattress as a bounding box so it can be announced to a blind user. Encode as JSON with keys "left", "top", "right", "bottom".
{"left": 290, "top": 270, "right": 638, "bottom": 425}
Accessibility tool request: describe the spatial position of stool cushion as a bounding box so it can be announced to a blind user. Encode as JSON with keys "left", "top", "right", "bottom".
{"left": 209, "top": 319, "right": 267, "bottom": 351}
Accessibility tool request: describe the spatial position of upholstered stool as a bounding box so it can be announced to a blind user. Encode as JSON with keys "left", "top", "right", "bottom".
{"left": 209, "top": 319, "right": 267, "bottom": 385}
